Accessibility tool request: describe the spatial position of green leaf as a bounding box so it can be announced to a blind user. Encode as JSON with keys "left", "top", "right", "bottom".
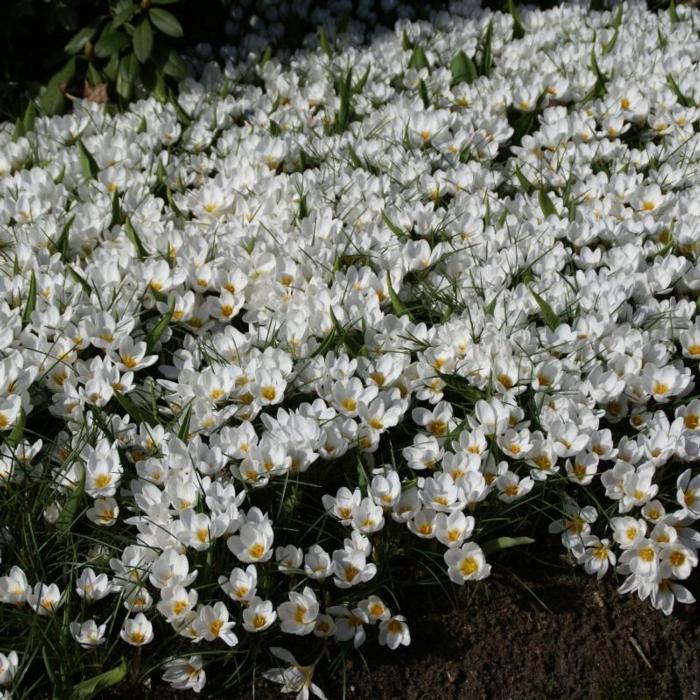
{"left": 77, "top": 140, "right": 99, "bottom": 180}
{"left": 610, "top": 3, "right": 623, "bottom": 29}
{"left": 311, "top": 325, "right": 337, "bottom": 358}
{"left": 603, "top": 26, "right": 619, "bottom": 55}
{"left": 67, "top": 265, "right": 93, "bottom": 295}
{"left": 538, "top": 189, "right": 557, "bottom": 218}
{"left": 529, "top": 287, "right": 559, "bottom": 330}
{"left": 54, "top": 166, "right": 66, "bottom": 185}
{"left": 381, "top": 211, "right": 405, "bottom": 238}
{"left": 319, "top": 26, "right": 331, "bottom": 58}
{"left": 149, "top": 7, "right": 183, "bottom": 37}
{"left": 22, "top": 102, "right": 36, "bottom": 134}
{"left": 508, "top": 105, "right": 537, "bottom": 146}
{"left": 169, "top": 90, "right": 192, "bottom": 125}
{"left": 589, "top": 45, "right": 608, "bottom": 98}
{"left": 113, "top": 391, "right": 148, "bottom": 423}
{"left": 133, "top": 19, "right": 153, "bottom": 63}
{"left": 347, "top": 144, "right": 363, "bottom": 169}
{"left": 147, "top": 298, "right": 175, "bottom": 352}
{"left": 56, "top": 469, "right": 85, "bottom": 537}
{"left": 330, "top": 307, "right": 364, "bottom": 357}
{"left": 669, "top": 0, "right": 680, "bottom": 24}
{"left": 3, "top": 409, "right": 26, "bottom": 450}
{"left": 153, "top": 70, "right": 168, "bottom": 101}
{"left": 435, "top": 371, "right": 485, "bottom": 405}
{"left": 297, "top": 148, "right": 320, "bottom": 172}
{"left": 297, "top": 193, "right": 308, "bottom": 220}
{"left": 666, "top": 74, "right": 693, "bottom": 108}
{"left": 12, "top": 118, "right": 23, "bottom": 144}
{"left": 259, "top": 45, "right": 273, "bottom": 68}
{"left": 450, "top": 50, "right": 477, "bottom": 85}
{"left": 481, "top": 536, "right": 535, "bottom": 557}
{"left": 401, "top": 30, "right": 412, "bottom": 51}
{"left": 69, "top": 658, "right": 127, "bottom": 700}
{"left": 86, "top": 63, "right": 103, "bottom": 86}
{"left": 12, "top": 101, "right": 36, "bottom": 141}
{"left": 64, "top": 25, "right": 97, "bottom": 54}
{"left": 408, "top": 46, "right": 429, "bottom": 71}
{"left": 22, "top": 271, "right": 36, "bottom": 328}
{"left": 125, "top": 218, "right": 148, "bottom": 258}
{"left": 508, "top": 0, "right": 525, "bottom": 40}
{"left": 41, "top": 85, "right": 65, "bottom": 116}
{"left": 116, "top": 53, "right": 138, "bottom": 100}
{"left": 484, "top": 293, "right": 498, "bottom": 316}
{"left": 657, "top": 28, "right": 667, "bottom": 49}
{"left": 95, "top": 26, "right": 130, "bottom": 58}
{"left": 112, "top": 4, "right": 137, "bottom": 28}
{"left": 418, "top": 79, "right": 430, "bottom": 109}
{"left": 41, "top": 58, "right": 77, "bottom": 115}
{"left": 110, "top": 190, "right": 122, "bottom": 227}
{"left": 479, "top": 21, "right": 493, "bottom": 76}
{"left": 166, "top": 187, "right": 186, "bottom": 218}
{"left": 334, "top": 67, "right": 353, "bottom": 134}
{"left": 163, "top": 49, "right": 186, "bottom": 79}
{"left": 177, "top": 405, "right": 192, "bottom": 441}
{"left": 514, "top": 166, "right": 534, "bottom": 194}
{"left": 55, "top": 215, "right": 75, "bottom": 260}
{"left": 104, "top": 53, "right": 120, "bottom": 82}
{"left": 41, "top": 643, "right": 57, "bottom": 691}
{"left": 356, "top": 456, "right": 369, "bottom": 493}
{"left": 353, "top": 64, "right": 371, "bottom": 94}
{"left": 386, "top": 272, "right": 413, "bottom": 320}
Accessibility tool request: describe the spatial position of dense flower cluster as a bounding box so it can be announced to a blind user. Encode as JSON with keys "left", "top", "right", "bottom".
{"left": 1, "top": 0, "right": 700, "bottom": 696}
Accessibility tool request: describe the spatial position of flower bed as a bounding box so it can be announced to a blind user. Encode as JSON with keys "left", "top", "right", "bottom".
{"left": 0, "top": 1, "right": 699, "bottom": 697}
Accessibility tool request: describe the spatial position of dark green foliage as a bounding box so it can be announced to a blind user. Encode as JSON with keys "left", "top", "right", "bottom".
{"left": 0, "top": 0, "right": 230, "bottom": 118}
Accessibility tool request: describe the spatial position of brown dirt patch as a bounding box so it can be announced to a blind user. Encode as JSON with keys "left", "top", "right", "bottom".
{"left": 141, "top": 549, "right": 699, "bottom": 700}
{"left": 333, "top": 569, "right": 699, "bottom": 700}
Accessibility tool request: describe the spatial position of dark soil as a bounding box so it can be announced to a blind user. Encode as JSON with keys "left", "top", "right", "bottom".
{"left": 133, "top": 546, "right": 699, "bottom": 700}
{"left": 334, "top": 569, "right": 700, "bottom": 700}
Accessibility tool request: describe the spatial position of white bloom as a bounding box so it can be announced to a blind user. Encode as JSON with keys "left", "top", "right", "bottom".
{"left": 75, "top": 568, "right": 112, "bottom": 603}
{"left": 120, "top": 613, "right": 154, "bottom": 646}
{"left": 378, "top": 615, "right": 411, "bottom": 650}
{"left": 242, "top": 596, "right": 277, "bottom": 632}
{"left": 27, "top": 583, "right": 63, "bottom": 616}
{"left": 278, "top": 586, "right": 319, "bottom": 635}
{"left": 162, "top": 656, "right": 206, "bottom": 693}
{"left": 0, "top": 567, "right": 29, "bottom": 604}
{"left": 193, "top": 602, "right": 238, "bottom": 646}
{"left": 70, "top": 619, "right": 107, "bottom": 648}
{"left": 0, "top": 652, "right": 18, "bottom": 686}
{"left": 444, "top": 543, "right": 491, "bottom": 584}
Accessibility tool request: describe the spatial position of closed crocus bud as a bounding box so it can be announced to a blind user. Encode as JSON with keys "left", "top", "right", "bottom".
{"left": 43, "top": 501, "right": 61, "bottom": 525}
{"left": 0, "top": 651, "right": 19, "bottom": 686}
{"left": 0, "top": 567, "right": 29, "bottom": 605}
